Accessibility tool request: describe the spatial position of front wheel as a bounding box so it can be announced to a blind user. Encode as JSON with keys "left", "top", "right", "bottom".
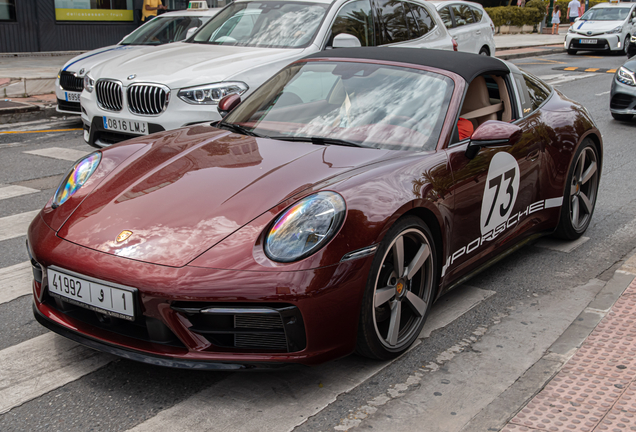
{"left": 624, "top": 36, "right": 630, "bottom": 55}
{"left": 553, "top": 139, "right": 600, "bottom": 240}
{"left": 356, "top": 216, "right": 438, "bottom": 360}
{"left": 567, "top": 48, "right": 577, "bottom": 55}
{"left": 479, "top": 46, "right": 490, "bottom": 56}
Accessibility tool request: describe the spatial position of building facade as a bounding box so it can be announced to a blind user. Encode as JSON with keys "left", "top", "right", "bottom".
{"left": 0, "top": 0, "right": 218, "bottom": 53}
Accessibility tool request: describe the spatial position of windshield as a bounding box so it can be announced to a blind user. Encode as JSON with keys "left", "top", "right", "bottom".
{"left": 121, "top": 15, "right": 211, "bottom": 45}
{"left": 580, "top": 7, "right": 630, "bottom": 21}
{"left": 223, "top": 61, "right": 454, "bottom": 151}
{"left": 192, "top": 1, "right": 328, "bottom": 48}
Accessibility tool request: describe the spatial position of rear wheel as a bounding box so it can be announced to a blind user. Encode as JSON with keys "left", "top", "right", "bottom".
{"left": 611, "top": 112, "right": 634, "bottom": 121}
{"left": 553, "top": 139, "right": 600, "bottom": 240}
{"left": 356, "top": 216, "right": 437, "bottom": 360}
{"left": 479, "top": 46, "right": 490, "bottom": 56}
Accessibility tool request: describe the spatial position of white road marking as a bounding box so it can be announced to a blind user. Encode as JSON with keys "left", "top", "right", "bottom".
{"left": 595, "top": 90, "right": 610, "bottom": 96}
{"left": 0, "top": 332, "right": 114, "bottom": 414}
{"left": 540, "top": 73, "right": 599, "bottom": 85}
{"left": 0, "top": 210, "right": 40, "bottom": 242}
{"left": 127, "top": 287, "right": 495, "bottom": 432}
{"left": 0, "top": 261, "right": 33, "bottom": 304}
{"left": 0, "top": 185, "right": 39, "bottom": 201}
{"left": 535, "top": 236, "right": 589, "bottom": 253}
{"left": 23, "top": 147, "right": 89, "bottom": 162}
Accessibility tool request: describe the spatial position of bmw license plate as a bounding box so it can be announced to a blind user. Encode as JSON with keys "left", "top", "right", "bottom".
{"left": 579, "top": 39, "right": 597, "bottom": 44}
{"left": 65, "top": 91, "right": 81, "bottom": 102}
{"left": 47, "top": 267, "right": 136, "bottom": 321}
{"left": 103, "top": 116, "right": 149, "bottom": 135}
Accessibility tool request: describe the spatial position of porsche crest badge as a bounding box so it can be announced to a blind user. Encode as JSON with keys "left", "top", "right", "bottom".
{"left": 116, "top": 230, "right": 133, "bottom": 243}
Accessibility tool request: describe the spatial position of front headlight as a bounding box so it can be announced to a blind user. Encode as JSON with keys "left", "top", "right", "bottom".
{"left": 617, "top": 66, "right": 636, "bottom": 86}
{"left": 57, "top": 69, "right": 62, "bottom": 80}
{"left": 52, "top": 152, "right": 101, "bottom": 208}
{"left": 631, "top": 34, "right": 636, "bottom": 43}
{"left": 83, "top": 72, "right": 95, "bottom": 93}
{"left": 177, "top": 82, "right": 248, "bottom": 105}
{"left": 606, "top": 26, "right": 622, "bottom": 34}
{"left": 264, "top": 192, "right": 346, "bottom": 263}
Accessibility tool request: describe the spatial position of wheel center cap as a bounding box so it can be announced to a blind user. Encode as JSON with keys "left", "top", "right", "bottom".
{"left": 396, "top": 278, "right": 408, "bottom": 298}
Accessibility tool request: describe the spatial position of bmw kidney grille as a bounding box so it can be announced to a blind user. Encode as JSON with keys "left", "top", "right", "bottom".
{"left": 96, "top": 79, "right": 123, "bottom": 112}
{"left": 127, "top": 84, "right": 169, "bottom": 115}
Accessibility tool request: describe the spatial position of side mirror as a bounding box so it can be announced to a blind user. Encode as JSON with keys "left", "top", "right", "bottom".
{"left": 465, "top": 120, "right": 522, "bottom": 159}
{"left": 574, "top": 17, "right": 580, "bottom": 22}
{"left": 218, "top": 93, "right": 241, "bottom": 118}
{"left": 186, "top": 27, "right": 199, "bottom": 39}
{"left": 332, "top": 33, "right": 362, "bottom": 49}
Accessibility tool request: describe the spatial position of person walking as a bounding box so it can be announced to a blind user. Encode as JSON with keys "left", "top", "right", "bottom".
{"left": 567, "top": 0, "right": 581, "bottom": 26}
{"left": 551, "top": 4, "right": 561, "bottom": 34}
{"left": 142, "top": 0, "right": 166, "bottom": 22}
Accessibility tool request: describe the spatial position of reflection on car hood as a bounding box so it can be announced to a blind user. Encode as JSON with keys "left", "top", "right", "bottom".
{"left": 62, "top": 45, "right": 144, "bottom": 74}
{"left": 623, "top": 58, "right": 636, "bottom": 72}
{"left": 88, "top": 42, "right": 306, "bottom": 89}
{"left": 56, "top": 125, "right": 394, "bottom": 267}
{"left": 571, "top": 20, "right": 626, "bottom": 33}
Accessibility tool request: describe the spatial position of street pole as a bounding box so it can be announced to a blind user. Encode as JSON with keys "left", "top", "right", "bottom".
{"left": 548, "top": 0, "right": 554, "bottom": 28}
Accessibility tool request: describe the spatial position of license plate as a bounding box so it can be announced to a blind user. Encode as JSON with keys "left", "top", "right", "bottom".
{"left": 65, "top": 91, "right": 81, "bottom": 102}
{"left": 579, "top": 39, "right": 597, "bottom": 44}
{"left": 103, "top": 116, "right": 148, "bottom": 135}
{"left": 47, "top": 267, "right": 136, "bottom": 321}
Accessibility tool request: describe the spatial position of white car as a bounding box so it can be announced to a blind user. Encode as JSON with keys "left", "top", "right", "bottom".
{"left": 431, "top": 1, "right": 495, "bottom": 56}
{"left": 80, "top": 0, "right": 457, "bottom": 148}
{"left": 565, "top": 2, "right": 636, "bottom": 55}
{"left": 56, "top": 7, "right": 220, "bottom": 115}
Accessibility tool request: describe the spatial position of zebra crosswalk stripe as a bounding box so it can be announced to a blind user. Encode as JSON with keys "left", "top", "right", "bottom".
{"left": 23, "top": 147, "right": 89, "bottom": 162}
{"left": 0, "top": 261, "right": 33, "bottom": 304}
{"left": 0, "top": 185, "right": 39, "bottom": 201}
{"left": 0, "top": 210, "right": 40, "bottom": 243}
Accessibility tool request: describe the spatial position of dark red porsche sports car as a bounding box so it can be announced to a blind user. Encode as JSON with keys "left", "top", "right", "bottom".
{"left": 29, "top": 48, "right": 602, "bottom": 369}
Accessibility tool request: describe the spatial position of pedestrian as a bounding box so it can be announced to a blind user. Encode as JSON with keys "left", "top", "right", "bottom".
{"left": 517, "top": 0, "right": 526, "bottom": 7}
{"left": 141, "top": 0, "right": 166, "bottom": 23}
{"left": 567, "top": 0, "right": 581, "bottom": 26}
{"left": 551, "top": 4, "right": 561, "bottom": 34}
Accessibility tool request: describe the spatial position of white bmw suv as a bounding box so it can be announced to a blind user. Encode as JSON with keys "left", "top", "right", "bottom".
{"left": 80, "top": 0, "right": 457, "bottom": 148}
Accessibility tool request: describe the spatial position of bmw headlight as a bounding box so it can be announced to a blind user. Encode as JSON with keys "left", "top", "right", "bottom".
{"left": 264, "top": 192, "right": 346, "bottom": 263}
{"left": 617, "top": 66, "right": 636, "bottom": 86}
{"left": 52, "top": 152, "right": 101, "bottom": 208}
{"left": 177, "top": 82, "right": 248, "bottom": 105}
{"left": 83, "top": 72, "right": 95, "bottom": 93}
{"left": 606, "top": 26, "right": 622, "bottom": 34}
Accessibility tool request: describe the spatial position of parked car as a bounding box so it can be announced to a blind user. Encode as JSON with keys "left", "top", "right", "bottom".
{"left": 610, "top": 56, "right": 636, "bottom": 121}
{"left": 55, "top": 6, "right": 220, "bottom": 115}
{"left": 80, "top": 0, "right": 457, "bottom": 148}
{"left": 30, "top": 47, "right": 602, "bottom": 368}
{"left": 431, "top": 0, "right": 496, "bottom": 56}
{"left": 565, "top": 2, "right": 636, "bottom": 55}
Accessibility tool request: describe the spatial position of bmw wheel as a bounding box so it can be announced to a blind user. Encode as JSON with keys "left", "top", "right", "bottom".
{"left": 553, "top": 139, "right": 600, "bottom": 240}
{"left": 356, "top": 216, "right": 437, "bottom": 360}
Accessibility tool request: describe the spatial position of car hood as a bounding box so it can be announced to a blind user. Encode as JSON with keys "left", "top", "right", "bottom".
{"left": 88, "top": 42, "right": 306, "bottom": 90}
{"left": 62, "top": 45, "right": 147, "bottom": 74}
{"left": 57, "top": 125, "right": 395, "bottom": 267}
{"left": 571, "top": 19, "right": 625, "bottom": 33}
{"left": 623, "top": 58, "right": 636, "bottom": 72}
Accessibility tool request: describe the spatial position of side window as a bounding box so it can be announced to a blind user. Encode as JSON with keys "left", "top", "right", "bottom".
{"left": 522, "top": 72, "right": 552, "bottom": 112}
{"left": 405, "top": 2, "right": 435, "bottom": 38}
{"left": 451, "top": 4, "right": 474, "bottom": 26}
{"left": 472, "top": 7, "right": 483, "bottom": 22}
{"left": 375, "top": 0, "right": 410, "bottom": 44}
{"left": 330, "top": 0, "right": 375, "bottom": 46}
{"left": 438, "top": 6, "right": 453, "bottom": 29}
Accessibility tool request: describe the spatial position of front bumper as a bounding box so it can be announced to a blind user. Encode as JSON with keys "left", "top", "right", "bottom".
{"left": 55, "top": 77, "right": 83, "bottom": 115}
{"left": 81, "top": 86, "right": 223, "bottom": 148}
{"left": 610, "top": 77, "right": 636, "bottom": 114}
{"left": 565, "top": 33, "right": 622, "bottom": 51}
{"left": 28, "top": 213, "right": 373, "bottom": 367}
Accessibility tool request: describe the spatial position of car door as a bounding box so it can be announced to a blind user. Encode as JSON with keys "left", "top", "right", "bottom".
{"left": 324, "top": 0, "right": 376, "bottom": 47}
{"left": 450, "top": 3, "right": 478, "bottom": 53}
{"left": 441, "top": 72, "right": 547, "bottom": 285}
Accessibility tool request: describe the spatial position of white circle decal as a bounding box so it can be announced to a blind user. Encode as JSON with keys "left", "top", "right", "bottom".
{"left": 480, "top": 152, "right": 520, "bottom": 235}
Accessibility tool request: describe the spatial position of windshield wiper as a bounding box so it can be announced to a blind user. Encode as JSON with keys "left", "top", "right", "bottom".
{"left": 269, "top": 136, "right": 363, "bottom": 147}
{"left": 217, "top": 122, "right": 268, "bottom": 138}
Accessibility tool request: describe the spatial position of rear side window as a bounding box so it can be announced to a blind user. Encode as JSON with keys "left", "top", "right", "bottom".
{"left": 451, "top": 4, "right": 474, "bottom": 26}
{"left": 438, "top": 6, "right": 453, "bottom": 29}
{"left": 405, "top": 2, "right": 435, "bottom": 38}
{"left": 472, "top": 7, "right": 483, "bottom": 22}
{"left": 375, "top": 0, "right": 409, "bottom": 43}
{"left": 522, "top": 72, "right": 551, "bottom": 112}
{"left": 330, "top": 0, "right": 375, "bottom": 46}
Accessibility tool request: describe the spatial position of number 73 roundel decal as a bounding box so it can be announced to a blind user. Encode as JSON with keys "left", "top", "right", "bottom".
{"left": 480, "top": 152, "right": 520, "bottom": 235}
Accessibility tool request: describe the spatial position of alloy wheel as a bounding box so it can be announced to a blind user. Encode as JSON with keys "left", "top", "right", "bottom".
{"left": 569, "top": 146, "right": 598, "bottom": 231}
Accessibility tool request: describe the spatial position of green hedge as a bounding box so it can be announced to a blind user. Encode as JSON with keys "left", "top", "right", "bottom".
{"left": 485, "top": 0, "right": 605, "bottom": 28}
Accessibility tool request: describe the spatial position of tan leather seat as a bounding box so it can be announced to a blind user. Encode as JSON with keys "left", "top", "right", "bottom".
{"left": 460, "top": 76, "right": 503, "bottom": 128}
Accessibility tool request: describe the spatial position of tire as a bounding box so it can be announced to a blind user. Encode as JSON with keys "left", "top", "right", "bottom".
{"left": 479, "top": 46, "right": 490, "bottom": 56}
{"left": 567, "top": 48, "right": 577, "bottom": 55}
{"left": 624, "top": 36, "right": 630, "bottom": 55}
{"left": 612, "top": 112, "right": 634, "bottom": 121}
{"left": 356, "top": 216, "right": 438, "bottom": 360}
{"left": 553, "top": 139, "right": 600, "bottom": 240}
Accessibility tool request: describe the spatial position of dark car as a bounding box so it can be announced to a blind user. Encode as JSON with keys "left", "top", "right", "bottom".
{"left": 611, "top": 56, "right": 636, "bottom": 121}
{"left": 29, "top": 48, "right": 602, "bottom": 369}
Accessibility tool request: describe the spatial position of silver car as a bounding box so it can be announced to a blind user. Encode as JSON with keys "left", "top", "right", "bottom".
{"left": 610, "top": 57, "right": 636, "bottom": 121}
{"left": 431, "top": 0, "right": 496, "bottom": 56}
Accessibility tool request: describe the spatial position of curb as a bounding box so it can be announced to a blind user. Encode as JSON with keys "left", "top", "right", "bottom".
{"left": 496, "top": 47, "right": 567, "bottom": 60}
{"left": 460, "top": 248, "right": 636, "bottom": 431}
{"left": 0, "top": 106, "right": 67, "bottom": 125}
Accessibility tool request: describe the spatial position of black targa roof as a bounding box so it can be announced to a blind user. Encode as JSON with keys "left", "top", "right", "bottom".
{"left": 302, "top": 47, "right": 510, "bottom": 83}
